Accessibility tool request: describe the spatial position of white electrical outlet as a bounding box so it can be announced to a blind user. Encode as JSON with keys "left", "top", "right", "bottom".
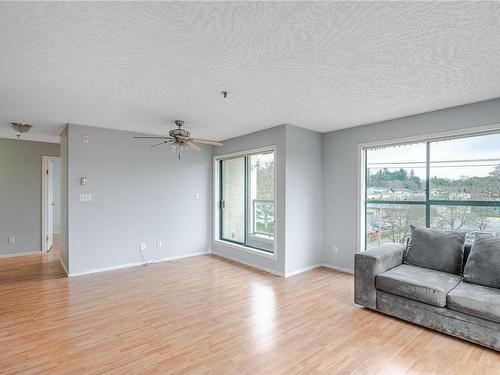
{"left": 156, "top": 241, "right": 162, "bottom": 248}
{"left": 332, "top": 246, "right": 338, "bottom": 254}
{"left": 82, "top": 135, "right": 89, "bottom": 144}
{"left": 140, "top": 243, "right": 146, "bottom": 251}
{"left": 8, "top": 236, "right": 15, "bottom": 244}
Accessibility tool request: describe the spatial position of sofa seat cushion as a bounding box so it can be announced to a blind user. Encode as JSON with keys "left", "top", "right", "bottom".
{"left": 376, "top": 264, "right": 462, "bottom": 307}
{"left": 447, "top": 281, "right": 500, "bottom": 323}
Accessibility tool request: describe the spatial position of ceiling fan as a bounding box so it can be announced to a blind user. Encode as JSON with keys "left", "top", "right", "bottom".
{"left": 133, "top": 120, "right": 223, "bottom": 159}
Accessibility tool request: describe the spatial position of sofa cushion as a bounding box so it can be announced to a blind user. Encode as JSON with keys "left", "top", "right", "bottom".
{"left": 447, "top": 281, "right": 500, "bottom": 323}
{"left": 462, "top": 241, "right": 473, "bottom": 272}
{"left": 376, "top": 264, "right": 462, "bottom": 307}
{"left": 404, "top": 225, "right": 465, "bottom": 275}
{"left": 463, "top": 234, "right": 500, "bottom": 288}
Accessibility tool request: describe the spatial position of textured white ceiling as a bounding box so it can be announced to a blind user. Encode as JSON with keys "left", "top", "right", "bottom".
{"left": 1, "top": 2, "right": 500, "bottom": 143}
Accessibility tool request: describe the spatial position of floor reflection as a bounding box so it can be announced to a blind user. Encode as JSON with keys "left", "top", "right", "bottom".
{"left": 250, "top": 281, "right": 276, "bottom": 349}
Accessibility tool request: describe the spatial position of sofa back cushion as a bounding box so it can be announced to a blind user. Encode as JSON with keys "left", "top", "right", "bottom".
{"left": 463, "top": 234, "right": 500, "bottom": 288}
{"left": 404, "top": 225, "right": 465, "bottom": 275}
{"left": 463, "top": 241, "right": 473, "bottom": 271}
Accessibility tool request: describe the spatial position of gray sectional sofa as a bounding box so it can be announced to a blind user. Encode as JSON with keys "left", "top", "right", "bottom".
{"left": 354, "top": 226, "right": 500, "bottom": 351}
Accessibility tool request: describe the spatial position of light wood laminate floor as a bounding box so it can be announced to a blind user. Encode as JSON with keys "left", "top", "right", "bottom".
{"left": 0, "top": 250, "right": 498, "bottom": 374}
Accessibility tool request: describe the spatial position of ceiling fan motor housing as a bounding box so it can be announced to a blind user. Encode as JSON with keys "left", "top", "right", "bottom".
{"left": 169, "top": 128, "right": 190, "bottom": 138}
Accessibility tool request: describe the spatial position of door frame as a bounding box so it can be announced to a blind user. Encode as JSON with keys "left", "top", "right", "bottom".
{"left": 42, "top": 156, "right": 61, "bottom": 253}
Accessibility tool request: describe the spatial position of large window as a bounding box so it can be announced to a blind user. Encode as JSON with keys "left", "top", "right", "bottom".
{"left": 363, "top": 131, "right": 500, "bottom": 250}
{"left": 219, "top": 149, "right": 275, "bottom": 253}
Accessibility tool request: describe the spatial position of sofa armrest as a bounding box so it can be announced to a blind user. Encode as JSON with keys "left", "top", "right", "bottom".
{"left": 354, "top": 243, "right": 405, "bottom": 308}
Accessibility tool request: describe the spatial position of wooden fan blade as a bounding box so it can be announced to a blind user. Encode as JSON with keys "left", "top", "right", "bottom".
{"left": 190, "top": 138, "right": 223, "bottom": 147}
{"left": 133, "top": 136, "right": 173, "bottom": 139}
{"left": 150, "top": 141, "right": 170, "bottom": 148}
{"left": 186, "top": 141, "right": 202, "bottom": 151}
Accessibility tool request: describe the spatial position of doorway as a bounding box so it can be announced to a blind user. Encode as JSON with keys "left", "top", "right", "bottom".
{"left": 42, "top": 156, "right": 61, "bottom": 253}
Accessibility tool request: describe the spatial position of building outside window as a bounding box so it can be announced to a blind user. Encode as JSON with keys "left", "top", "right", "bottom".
{"left": 363, "top": 131, "right": 500, "bottom": 250}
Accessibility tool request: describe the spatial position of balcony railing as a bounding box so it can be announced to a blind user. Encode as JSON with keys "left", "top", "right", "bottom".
{"left": 252, "top": 199, "right": 274, "bottom": 237}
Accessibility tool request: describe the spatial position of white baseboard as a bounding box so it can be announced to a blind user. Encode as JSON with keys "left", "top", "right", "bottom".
{"left": 321, "top": 263, "right": 354, "bottom": 274}
{"left": 0, "top": 251, "right": 41, "bottom": 259}
{"left": 210, "top": 254, "right": 352, "bottom": 278}
{"left": 59, "top": 256, "right": 69, "bottom": 276}
{"left": 68, "top": 251, "right": 211, "bottom": 277}
{"left": 212, "top": 251, "right": 285, "bottom": 277}
{"left": 284, "top": 263, "right": 322, "bottom": 278}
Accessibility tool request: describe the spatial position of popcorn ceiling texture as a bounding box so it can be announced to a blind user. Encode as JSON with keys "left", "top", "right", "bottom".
{"left": 0, "top": 2, "right": 499, "bottom": 141}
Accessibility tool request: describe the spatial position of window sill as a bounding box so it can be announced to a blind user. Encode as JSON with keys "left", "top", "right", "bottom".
{"left": 214, "top": 239, "right": 277, "bottom": 260}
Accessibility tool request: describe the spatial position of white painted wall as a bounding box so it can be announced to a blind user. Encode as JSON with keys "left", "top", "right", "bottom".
{"left": 66, "top": 124, "right": 213, "bottom": 275}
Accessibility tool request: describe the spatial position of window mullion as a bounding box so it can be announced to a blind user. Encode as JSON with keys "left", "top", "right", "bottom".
{"left": 425, "top": 142, "right": 431, "bottom": 228}
{"left": 219, "top": 160, "right": 223, "bottom": 241}
{"left": 364, "top": 149, "right": 368, "bottom": 250}
{"left": 244, "top": 156, "right": 248, "bottom": 246}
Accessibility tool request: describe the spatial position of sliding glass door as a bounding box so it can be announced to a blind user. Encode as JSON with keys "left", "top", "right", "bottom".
{"left": 219, "top": 150, "right": 275, "bottom": 253}
{"left": 220, "top": 157, "right": 246, "bottom": 244}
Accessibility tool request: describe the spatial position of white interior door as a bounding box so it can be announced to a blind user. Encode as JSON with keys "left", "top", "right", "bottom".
{"left": 47, "top": 160, "right": 54, "bottom": 250}
{"left": 42, "top": 156, "right": 60, "bottom": 252}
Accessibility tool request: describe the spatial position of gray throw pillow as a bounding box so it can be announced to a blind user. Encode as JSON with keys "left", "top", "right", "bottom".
{"left": 463, "top": 234, "right": 500, "bottom": 288}
{"left": 404, "top": 225, "right": 465, "bottom": 275}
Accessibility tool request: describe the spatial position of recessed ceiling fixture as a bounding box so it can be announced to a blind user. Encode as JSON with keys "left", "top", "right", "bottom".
{"left": 9, "top": 122, "right": 32, "bottom": 138}
{"left": 133, "top": 120, "right": 223, "bottom": 160}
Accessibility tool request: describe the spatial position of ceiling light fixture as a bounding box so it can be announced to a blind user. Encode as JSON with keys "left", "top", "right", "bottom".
{"left": 9, "top": 122, "right": 32, "bottom": 138}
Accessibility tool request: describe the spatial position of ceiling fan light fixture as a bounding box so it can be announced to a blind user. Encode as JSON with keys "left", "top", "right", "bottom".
{"left": 133, "top": 119, "right": 223, "bottom": 159}
{"left": 169, "top": 142, "right": 188, "bottom": 153}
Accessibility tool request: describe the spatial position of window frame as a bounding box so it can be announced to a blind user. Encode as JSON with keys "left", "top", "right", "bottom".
{"left": 214, "top": 145, "right": 277, "bottom": 258}
{"left": 357, "top": 123, "right": 500, "bottom": 252}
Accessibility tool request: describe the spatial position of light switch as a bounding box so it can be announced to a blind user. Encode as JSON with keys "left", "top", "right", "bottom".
{"left": 79, "top": 193, "right": 92, "bottom": 201}
{"left": 195, "top": 192, "right": 200, "bottom": 200}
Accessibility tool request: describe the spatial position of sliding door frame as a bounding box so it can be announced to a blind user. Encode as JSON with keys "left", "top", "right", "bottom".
{"left": 214, "top": 145, "right": 277, "bottom": 259}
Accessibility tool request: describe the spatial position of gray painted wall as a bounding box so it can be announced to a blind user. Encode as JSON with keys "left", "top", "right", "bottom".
{"left": 59, "top": 127, "right": 69, "bottom": 272}
{"left": 0, "top": 138, "right": 60, "bottom": 256}
{"left": 285, "top": 125, "right": 323, "bottom": 273}
{"left": 212, "top": 124, "right": 323, "bottom": 276}
{"left": 212, "top": 125, "right": 287, "bottom": 275}
{"left": 322, "top": 97, "right": 500, "bottom": 272}
{"left": 51, "top": 159, "right": 61, "bottom": 232}
{"left": 67, "top": 124, "right": 212, "bottom": 274}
